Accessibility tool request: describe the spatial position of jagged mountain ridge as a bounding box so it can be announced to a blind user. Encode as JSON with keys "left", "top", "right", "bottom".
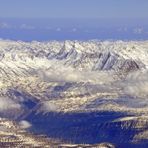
{"left": 0, "top": 40, "right": 147, "bottom": 71}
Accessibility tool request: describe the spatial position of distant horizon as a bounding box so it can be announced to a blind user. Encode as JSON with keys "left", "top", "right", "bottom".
{"left": 0, "top": 17, "right": 148, "bottom": 42}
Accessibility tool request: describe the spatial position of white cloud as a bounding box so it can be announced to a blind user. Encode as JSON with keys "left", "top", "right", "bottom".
{"left": 19, "top": 120, "right": 32, "bottom": 129}
{"left": 0, "top": 97, "right": 21, "bottom": 112}
{"left": 41, "top": 101, "right": 58, "bottom": 112}
{"left": 37, "top": 101, "right": 58, "bottom": 113}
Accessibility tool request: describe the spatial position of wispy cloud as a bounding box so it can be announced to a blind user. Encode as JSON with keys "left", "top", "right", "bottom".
{"left": 0, "top": 97, "right": 21, "bottom": 112}
{"left": 40, "top": 101, "right": 58, "bottom": 113}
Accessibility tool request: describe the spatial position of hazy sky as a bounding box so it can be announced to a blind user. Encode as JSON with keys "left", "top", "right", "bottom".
{"left": 0, "top": 0, "right": 148, "bottom": 19}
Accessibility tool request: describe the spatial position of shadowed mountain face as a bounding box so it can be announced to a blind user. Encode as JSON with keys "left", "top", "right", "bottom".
{"left": 0, "top": 40, "right": 148, "bottom": 147}
{"left": 25, "top": 111, "right": 148, "bottom": 147}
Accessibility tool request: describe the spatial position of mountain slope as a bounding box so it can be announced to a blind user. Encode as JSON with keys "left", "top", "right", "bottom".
{"left": 0, "top": 40, "right": 148, "bottom": 147}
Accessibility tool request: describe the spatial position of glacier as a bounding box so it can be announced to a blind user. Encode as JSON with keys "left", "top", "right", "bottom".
{"left": 0, "top": 39, "right": 148, "bottom": 147}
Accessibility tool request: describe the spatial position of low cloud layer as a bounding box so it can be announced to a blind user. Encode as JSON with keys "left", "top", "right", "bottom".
{"left": 37, "top": 60, "right": 114, "bottom": 84}
{"left": 37, "top": 60, "right": 148, "bottom": 100}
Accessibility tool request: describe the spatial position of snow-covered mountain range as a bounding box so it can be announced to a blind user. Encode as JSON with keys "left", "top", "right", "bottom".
{"left": 0, "top": 39, "right": 148, "bottom": 147}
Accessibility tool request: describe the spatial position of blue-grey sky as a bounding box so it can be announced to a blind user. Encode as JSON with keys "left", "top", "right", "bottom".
{"left": 0, "top": 0, "right": 148, "bottom": 19}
